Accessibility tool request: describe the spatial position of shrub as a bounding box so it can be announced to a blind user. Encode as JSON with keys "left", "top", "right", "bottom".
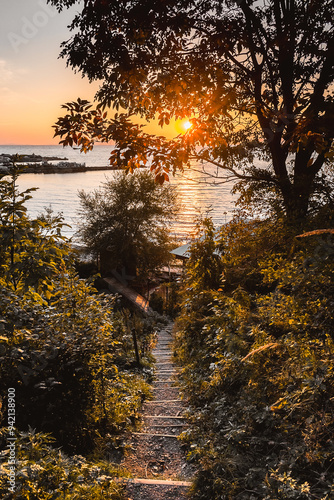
{"left": 0, "top": 276, "right": 153, "bottom": 454}
{"left": 0, "top": 429, "right": 126, "bottom": 499}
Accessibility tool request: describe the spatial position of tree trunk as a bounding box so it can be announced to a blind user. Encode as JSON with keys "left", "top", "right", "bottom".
{"left": 270, "top": 138, "right": 320, "bottom": 225}
{"left": 282, "top": 168, "right": 316, "bottom": 225}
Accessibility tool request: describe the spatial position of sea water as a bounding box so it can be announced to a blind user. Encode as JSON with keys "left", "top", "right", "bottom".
{"left": 0, "top": 144, "right": 237, "bottom": 240}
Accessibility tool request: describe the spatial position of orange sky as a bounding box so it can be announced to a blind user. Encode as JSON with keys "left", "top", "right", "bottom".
{"left": 0, "top": 0, "right": 186, "bottom": 145}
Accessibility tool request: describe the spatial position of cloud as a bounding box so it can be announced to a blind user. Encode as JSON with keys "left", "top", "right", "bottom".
{"left": 0, "top": 59, "right": 29, "bottom": 86}
{"left": 0, "top": 59, "right": 28, "bottom": 104}
{"left": 0, "top": 59, "right": 14, "bottom": 85}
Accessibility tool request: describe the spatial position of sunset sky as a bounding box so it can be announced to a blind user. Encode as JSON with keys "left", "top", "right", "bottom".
{"left": 0, "top": 0, "right": 183, "bottom": 146}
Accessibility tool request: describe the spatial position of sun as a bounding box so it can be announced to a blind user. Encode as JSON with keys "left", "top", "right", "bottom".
{"left": 173, "top": 118, "right": 194, "bottom": 135}
{"left": 182, "top": 120, "right": 193, "bottom": 131}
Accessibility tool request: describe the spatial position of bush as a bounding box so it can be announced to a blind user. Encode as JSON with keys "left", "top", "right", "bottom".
{"left": 0, "top": 429, "right": 126, "bottom": 499}
{"left": 0, "top": 276, "right": 153, "bottom": 454}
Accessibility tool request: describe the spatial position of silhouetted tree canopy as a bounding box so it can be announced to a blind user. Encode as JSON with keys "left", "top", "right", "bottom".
{"left": 50, "top": 0, "right": 334, "bottom": 222}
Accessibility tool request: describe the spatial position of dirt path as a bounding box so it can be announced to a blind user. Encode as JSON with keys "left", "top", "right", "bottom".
{"left": 122, "top": 322, "right": 194, "bottom": 500}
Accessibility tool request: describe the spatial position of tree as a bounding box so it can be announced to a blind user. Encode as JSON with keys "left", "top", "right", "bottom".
{"left": 77, "top": 170, "right": 178, "bottom": 277}
{"left": 50, "top": 0, "right": 334, "bottom": 223}
{"left": 185, "top": 217, "right": 224, "bottom": 291}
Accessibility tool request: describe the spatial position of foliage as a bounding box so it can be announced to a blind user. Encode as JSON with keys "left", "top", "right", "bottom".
{"left": 0, "top": 162, "right": 71, "bottom": 294}
{"left": 0, "top": 429, "right": 126, "bottom": 499}
{"left": 50, "top": 0, "right": 334, "bottom": 221}
{"left": 175, "top": 216, "right": 334, "bottom": 499}
{"left": 0, "top": 274, "right": 154, "bottom": 454}
{"left": 185, "top": 217, "right": 224, "bottom": 292}
{"left": 0, "top": 168, "right": 156, "bottom": 457}
{"left": 77, "top": 170, "right": 178, "bottom": 278}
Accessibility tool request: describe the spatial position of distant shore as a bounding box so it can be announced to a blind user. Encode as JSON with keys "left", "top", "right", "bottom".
{"left": 0, "top": 153, "right": 119, "bottom": 174}
{"left": 21, "top": 164, "right": 119, "bottom": 174}
{"left": 0, "top": 153, "right": 68, "bottom": 163}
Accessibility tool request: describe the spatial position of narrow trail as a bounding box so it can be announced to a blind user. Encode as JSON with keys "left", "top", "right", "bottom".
{"left": 122, "top": 322, "right": 194, "bottom": 500}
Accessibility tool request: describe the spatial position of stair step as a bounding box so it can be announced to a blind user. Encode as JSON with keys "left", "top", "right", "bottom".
{"left": 145, "top": 399, "right": 181, "bottom": 403}
{"left": 144, "top": 415, "right": 185, "bottom": 419}
{"left": 147, "top": 424, "right": 185, "bottom": 428}
{"left": 133, "top": 432, "right": 180, "bottom": 438}
{"left": 123, "top": 478, "right": 191, "bottom": 487}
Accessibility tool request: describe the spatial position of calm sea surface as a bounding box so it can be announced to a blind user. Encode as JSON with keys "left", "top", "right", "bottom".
{"left": 0, "top": 145, "right": 237, "bottom": 241}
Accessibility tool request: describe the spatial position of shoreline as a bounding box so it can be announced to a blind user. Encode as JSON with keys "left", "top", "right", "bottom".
{"left": 0, "top": 153, "right": 120, "bottom": 174}
{"left": 21, "top": 165, "right": 120, "bottom": 174}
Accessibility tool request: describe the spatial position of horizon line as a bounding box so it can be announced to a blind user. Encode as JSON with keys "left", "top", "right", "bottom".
{"left": 0, "top": 143, "right": 113, "bottom": 147}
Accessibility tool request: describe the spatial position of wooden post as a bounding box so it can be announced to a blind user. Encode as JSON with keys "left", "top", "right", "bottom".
{"left": 132, "top": 328, "right": 141, "bottom": 367}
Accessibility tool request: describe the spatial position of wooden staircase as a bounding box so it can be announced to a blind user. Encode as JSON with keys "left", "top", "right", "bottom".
{"left": 121, "top": 322, "right": 194, "bottom": 499}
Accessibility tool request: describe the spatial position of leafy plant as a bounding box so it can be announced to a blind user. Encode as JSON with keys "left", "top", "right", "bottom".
{"left": 0, "top": 429, "right": 126, "bottom": 499}
{"left": 0, "top": 161, "right": 71, "bottom": 294}
{"left": 0, "top": 168, "right": 155, "bottom": 455}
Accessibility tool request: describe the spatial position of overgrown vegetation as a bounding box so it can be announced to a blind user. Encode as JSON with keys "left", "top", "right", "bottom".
{"left": 2, "top": 154, "right": 333, "bottom": 499}
{"left": 175, "top": 215, "right": 334, "bottom": 499}
{"left": 46, "top": 3, "right": 334, "bottom": 492}
{"left": 0, "top": 430, "right": 126, "bottom": 499}
{"left": 0, "top": 164, "right": 159, "bottom": 498}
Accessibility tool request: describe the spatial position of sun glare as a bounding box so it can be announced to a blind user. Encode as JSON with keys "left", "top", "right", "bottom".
{"left": 182, "top": 120, "right": 193, "bottom": 131}
{"left": 173, "top": 118, "right": 194, "bottom": 136}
